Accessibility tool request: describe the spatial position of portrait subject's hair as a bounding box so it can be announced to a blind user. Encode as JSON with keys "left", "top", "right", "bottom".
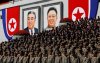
{"left": 47, "top": 7, "right": 57, "bottom": 15}
{"left": 27, "top": 11, "right": 36, "bottom": 19}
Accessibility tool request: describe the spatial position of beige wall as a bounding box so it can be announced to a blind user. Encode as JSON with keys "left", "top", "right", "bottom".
{"left": 0, "top": 0, "right": 42, "bottom": 10}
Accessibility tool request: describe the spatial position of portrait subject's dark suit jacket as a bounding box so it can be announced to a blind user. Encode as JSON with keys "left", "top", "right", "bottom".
{"left": 24, "top": 27, "right": 38, "bottom": 35}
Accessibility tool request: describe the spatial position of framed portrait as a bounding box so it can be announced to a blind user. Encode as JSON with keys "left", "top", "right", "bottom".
{"left": 22, "top": 6, "right": 40, "bottom": 31}
{"left": 42, "top": 2, "right": 63, "bottom": 30}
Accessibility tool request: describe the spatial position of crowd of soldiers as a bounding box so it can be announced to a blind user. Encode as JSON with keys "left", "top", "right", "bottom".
{"left": 0, "top": 17, "right": 100, "bottom": 63}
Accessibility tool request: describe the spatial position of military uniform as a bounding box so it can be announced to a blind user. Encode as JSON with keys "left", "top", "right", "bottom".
{"left": 47, "top": 55, "right": 54, "bottom": 63}
{"left": 23, "top": 56, "right": 29, "bottom": 63}
{"left": 42, "top": 56, "right": 47, "bottom": 63}
{"left": 6, "top": 56, "right": 13, "bottom": 63}
{"left": 61, "top": 54, "right": 67, "bottom": 63}
{"left": 18, "top": 56, "right": 24, "bottom": 63}
{"left": 3, "top": 56, "right": 7, "bottom": 63}
{"left": 91, "top": 57, "right": 99, "bottom": 63}
{"left": 14, "top": 56, "right": 19, "bottom": 63}
{"left": 0, "top": 55, "right": 3, "bottom": 63}
{"left": 70, "top": 55, "right": 80, "bottom": 63}
{"left": 81, "top": 56, "right": 90, "bottom": 63}
{"left": 34, "top": 56, "right": 41, "bottom": 63}
{"left": 55, "top": 55, "right": 62, "bottom": 63}
{"left": 29, "top": 57, "right": 34, "bottom": 63}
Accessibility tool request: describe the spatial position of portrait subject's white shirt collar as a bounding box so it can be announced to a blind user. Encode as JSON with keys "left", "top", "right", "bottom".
{"left": 29, "top": 28, "right": 35, "bottom": 35}
{"left": 45, "top": 27, "right": 53, "bottom": 31}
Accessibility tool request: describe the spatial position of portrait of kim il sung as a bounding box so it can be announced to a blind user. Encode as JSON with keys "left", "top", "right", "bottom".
{"left": 22, "top": 6, "right": 40, "bottom": 35}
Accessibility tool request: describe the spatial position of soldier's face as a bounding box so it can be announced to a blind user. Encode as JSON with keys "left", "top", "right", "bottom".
{"left": 47, "top": 10, "right": 57, "bottom": 28}
{"left": 27, "top": 14, "right": 35, "bottom": 29}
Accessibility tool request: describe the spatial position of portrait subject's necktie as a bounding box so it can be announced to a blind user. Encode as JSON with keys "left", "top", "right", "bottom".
{"left": 31, "top": 30, "right": 33, "bottom": 35}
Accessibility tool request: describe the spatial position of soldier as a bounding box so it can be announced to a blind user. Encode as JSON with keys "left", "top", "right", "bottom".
{"left": 6, "top": 51, "right": 13, "bottom": 63}
{"left": 3, "top": 52, "right": 8, "bottom": 63}
{"left": 61, "top": 51, "right": 68, "bottom": 63}
{"left": 54, "top": 51, "right": 62, "bottom": 63}
{"left": 29, "top": 51, "right": 34, "bottom": 63}
{"left": 34, "top": 51, "right": 41, "bottom": 63}
{"left": 70, "top": 51, "right": 80, "bottom": 63}
{"left": 97, "top": 50, "right": 100, "bottom": 63}
{"left": 14, "top": 51, "right": 19, "bottom": 63}
{"left": 81, "top": 52, "right": 90, "bottom": 63}
{"left": 91, "top": 51, "right": 99, "bottom": 63}
{"left": 17, "top": 51, "right": 24, "bottom": 63}
{"left": 47, "top": 49, "right": 55, "bottom": 63}
{"left": 10, "top": 52, "right": 14, "bottom": 63}
{"left": 0, "top": 51, "right": 3, "bottom": 63}
{"left": 23, "top": 51, "right": 29, "bottom": 63}
{"left": 41, "top": 53, "right": 47, "bottom": 63}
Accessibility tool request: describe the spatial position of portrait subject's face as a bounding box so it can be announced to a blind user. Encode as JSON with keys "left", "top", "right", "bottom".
{"left": 27, "top": 14, "right": 35, "bottom": 29}
{"left": 47, "top": 10, "right": 57, "bottom": 28}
